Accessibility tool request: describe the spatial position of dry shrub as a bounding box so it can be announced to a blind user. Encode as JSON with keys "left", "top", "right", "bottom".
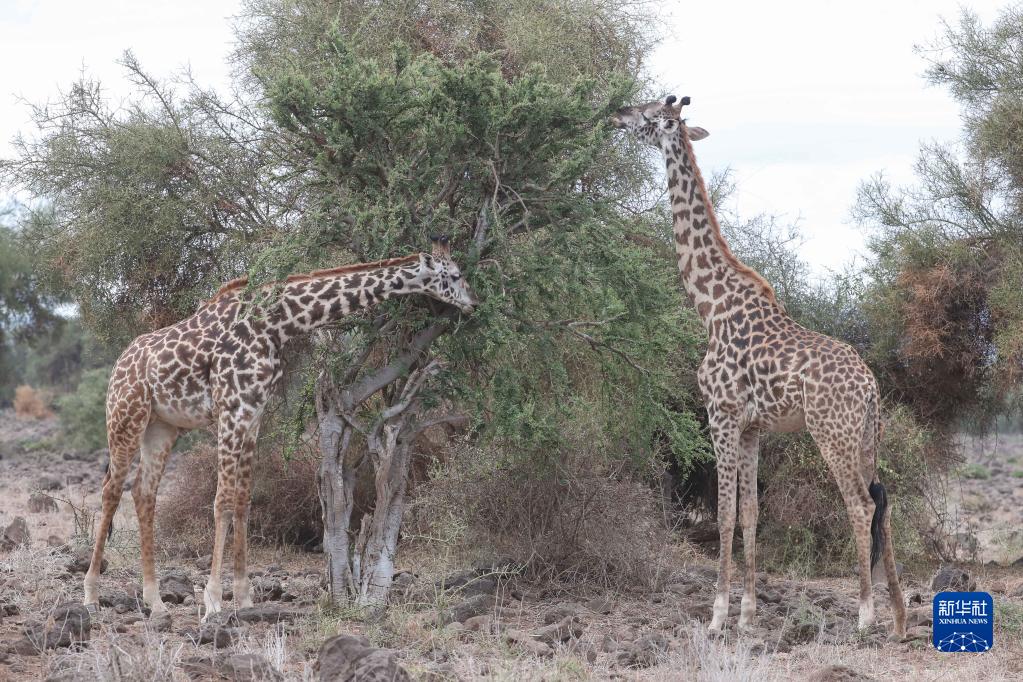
{"left": 13, "top": 384, "right": 51, "bottom": 420}
{"left": 410, "top": 443, "right": 671, "bottom": 589}
{"left": 881, "top": 257, "right": 997, "bottom": 424}
{"left": 757, "top": 405, "right": 957, "bottom": 575}
{"left": 157, "top": 443, "right": 322, "bottom": 555}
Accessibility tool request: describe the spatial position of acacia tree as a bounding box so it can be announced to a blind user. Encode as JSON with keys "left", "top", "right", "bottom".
{"left": 3, "top": 0, "right": 709, "bottom": 606}
{"left": 854, "top": 6, "right": 1023, "bottom": 427}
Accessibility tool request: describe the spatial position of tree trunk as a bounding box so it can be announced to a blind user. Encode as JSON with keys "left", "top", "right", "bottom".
{"left": 315, "top": 375, "right": 360, "bottom": 605}
{"left": 314, "top": 344, "right": 445, "bottom": 607}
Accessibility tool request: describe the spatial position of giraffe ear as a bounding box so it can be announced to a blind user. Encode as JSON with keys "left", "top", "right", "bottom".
{"left": 430, "top": 234, "right": 451, "bottom": 258}
{"left": 687, "top": 126, "right": 710, "bottom": 142}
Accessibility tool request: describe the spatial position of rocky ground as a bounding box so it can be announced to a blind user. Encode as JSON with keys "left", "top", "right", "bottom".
{"left": 2, "top": 410, "right": 1023, "bottom": 680}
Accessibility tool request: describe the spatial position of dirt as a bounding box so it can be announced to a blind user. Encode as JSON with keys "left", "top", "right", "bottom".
{"left": 2, "top": 410, "right": 1023, "bottom": 680}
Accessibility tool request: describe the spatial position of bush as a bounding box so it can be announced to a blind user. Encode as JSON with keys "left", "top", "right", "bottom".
{"left": 55, "top": 368, "right": 110, "bottom": 452}
{"left": 157, "top": 443, "right": 322, "bottom": 556}
{"left": 13, "top": 384, "right": 51, "bottom": 420}
{"left": 756, "top": 405, "right": 955, "bottom": 575}
{"left": 410, "top": 443, "right": 675, "bottom": 590}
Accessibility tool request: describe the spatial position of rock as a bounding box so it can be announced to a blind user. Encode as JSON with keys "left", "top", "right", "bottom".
{"left": 186, "top": 622, "right": 244, "bottom": 648}
{"left": 35, "top": 475, "right": 62, "bottom": 491}
{"left": 159, "top": 568, "right": 193, "bottom": 604}
{"left": 149, "top": 611, "right": 173, "bottom": 633}
{"left": 464, "top": 614, "right": 502, "bottom": 634}
{"left": 194, "top": 554, "right": 213, "bottom": 571}
{"left": 221, "top": 653, "right": 282, "bottom": 681}
{"left": 28, "top": 493, "right": 59, "bottom": 514}
{"left": 181, "top": 652, "right": 282, "bottom": 681}
{"left": 757, "top": 589, "right": 782, "bottom": 604}
{"left": 666, "top": 582, "right": 699, "bottom": 597}
{"left": 807, "top": 664, "right": 877, "bottom": 681}
{"left": 904, "top": 626, "right": 931, "bottom": 642}
{"left": 252, "top": 576, "right": 283, "bottom": 602}
{"left": 584, "top": 595, "right": 614, "bottom": 614}
{"left": 65, "top": 549, "right": 105, "bottom": 575}
{"left": 46, "top": 535, "right": 65, "bottom": 548}
{"left": 314, "top": 634, "right": 411, "bottom": 681}
{"left": 388, "top": 570, "right": 416, "bottom": 602}
{"left": 233, "top": 604, "right": 305, "bottom": 624}
{"left": 906, "top": 606, "right": 932, "bottom": 628}
{"left": 542, "top": 602, "right": 587, "bottom": 624}
{"left": 616, "top": 632, "right": 669, "bottom": 668}
{"left": 99, "top": 587, "right": 143, "bottom": 611}
{"left": 930, "top": 566, "right": 976, "bottom": 592}
{"left": 2, "top": 516, "right": 30, "bottom": 549}
{"left": 432, "top": 560, "right": 517, "bottom": 598}
{"left": 22, "top": 602, "right": 91, "bottom": 650}
{"left": 534, "top": 616, "right": 584, "bottom": 645}
{"left": 504, "top": 629, "right": 553, "bottom": 658}
{"left": 438, "top": 593, "right": 495, "bottom": 625}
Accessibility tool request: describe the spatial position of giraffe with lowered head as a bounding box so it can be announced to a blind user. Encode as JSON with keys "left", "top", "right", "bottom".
{"left": 83, "top": 236, "right": 477, "bottom": 620}
{"left": 611, "top": 96, "right": 906, "bottom": 636}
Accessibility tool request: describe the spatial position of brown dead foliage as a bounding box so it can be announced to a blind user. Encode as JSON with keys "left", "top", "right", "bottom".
{"left": 411, "top": 445, "right": 673, "bottom": 590}
{"left": 13, "top": 385, "right": 52, "bottom": 420}
{"left": 157, "top": 444, "right": 322, "bottom": 555}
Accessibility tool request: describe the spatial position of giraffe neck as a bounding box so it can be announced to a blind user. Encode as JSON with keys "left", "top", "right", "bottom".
{"left": 267, "top": 262, "right": 423, "bottom": 343}
{"left": 663, "top": 128, "right": 781, "bottom": 329}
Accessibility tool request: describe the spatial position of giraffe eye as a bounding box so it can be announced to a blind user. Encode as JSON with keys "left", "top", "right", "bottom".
{"left": 452, "top": 274, "right": 461, "bottom": 281}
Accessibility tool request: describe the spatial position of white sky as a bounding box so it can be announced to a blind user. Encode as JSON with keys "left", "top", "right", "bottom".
{"left": 0, "top": 0, "right": 1012, "bottom": 273}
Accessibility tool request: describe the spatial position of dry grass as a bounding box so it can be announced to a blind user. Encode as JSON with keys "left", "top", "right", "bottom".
{"left": 156, "top": 443, "right": 322, "bottom": 555}
{"left": 13, "top": 384, "right": 52, "bottom": 420}
{"left": 410, "top": 443, "right": 675, "bottom": 590}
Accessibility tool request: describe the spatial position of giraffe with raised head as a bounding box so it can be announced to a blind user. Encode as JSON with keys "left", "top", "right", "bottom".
{"left": 82, "top": 236, "right": 477, "bottom": 620}
{"left": 611, "top": 96, "right": 906, "bottom": 637}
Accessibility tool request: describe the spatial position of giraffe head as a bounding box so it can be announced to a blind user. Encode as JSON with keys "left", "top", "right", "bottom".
{"left": 611, "top": 95, "right": 709, "bottom": 149}
{"left": 413, "top": 235, "right": 479, "bottom": 313}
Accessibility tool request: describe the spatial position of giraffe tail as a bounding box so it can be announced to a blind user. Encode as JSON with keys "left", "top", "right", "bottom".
{"left": 102, "top": 460, "right": 114, "bottom": 540}
{"left": 868, "top": 479, "right": 887, "bottom": 569}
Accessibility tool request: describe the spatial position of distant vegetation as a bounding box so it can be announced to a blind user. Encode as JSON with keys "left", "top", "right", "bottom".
{"left": 1, "top": 1, "right": 1022, "bottom": 581}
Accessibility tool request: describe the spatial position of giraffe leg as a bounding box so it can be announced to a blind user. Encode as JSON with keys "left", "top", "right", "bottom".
{"left": 708, "top": 414, "right": 741, "bottom": 632}
{"left": 817, "top": 441, "right": 876, "bottom": 630}
{"left": 882, "top": 505, "right": 907, "bottom": 637}
{"left": 202, "top": 466, "right": 234, "bottom": 621}
{"left": 132, "top": 419, "right": 178, "bottom": 613}
{"left": 737, "top": 429, "right": 760, "bottom": 630}
{"left": 232, "top": 435, "right": 258, "bottom": 609}
{"left": 84, "top": 404, "right": 147, "bottom": 608}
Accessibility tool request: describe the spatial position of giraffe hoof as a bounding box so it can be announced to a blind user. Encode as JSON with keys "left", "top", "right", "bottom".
{"left": 84, "top": 602, "right": 100, "bottom": 615}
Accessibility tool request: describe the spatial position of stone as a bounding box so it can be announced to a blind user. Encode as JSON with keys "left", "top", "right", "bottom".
{"left": 233, "top": 604, "right": 305, "bottom": 624}
{"left": 149, "top": 611, "right": 173, "bottom": 633}
{"left": 314, "top": 634, "right": 411, "bottom": 681}
{"left": 463, "top": 614, "right": 502, "bottom": 634}
{"left": 906, "top": 606, "right": 932, "bottom": 628}
{"left": 904, "top": 626, "right": 931, "bottom": 642}
{"left": 35, "top": 475, "right": 62, "bottom": 491}
{"left": 159, "top": 567, "right": 193, "bottom": 604}
{"left": 65, "top": 549, "right": 105, "bottom": 575}
{"left": 930, "top": 566, "right": 976, "bottom": 592}
{"left": 616, "top": 632, "right": 669, "bottom": 669}
{"left": 2, "top": 516, "right": 30, "bottom": 549}
{"left": 28, "top": 493, "right": 58, "bottom": 514}
{"left": 584, "top": 595, "right": 614, "bottom": 614}
{"left": 220, "top": 653, "right": 283, "bottom": 681}
{"left": 542, "top": 602, "right": 587, "bottom": 624}
{"left": 438, "top": 593, "right": 496, "bottom": 625}
{"left": 22, "top": 602, "right": 91, "bottom": 650}
{"left": 504, "top": 629, "right": 553, "bottom": 658}
{"left": 186, "top": 622, "right": 244, "bottom": 648}
{"left": 534, "top": 616, "right": 584, "bottom": 645}
{"left": 252, "top": 575, "right": 284, "bottom": 602}
{"left": 807, "top": 664, "right": 877, "bottom": 681}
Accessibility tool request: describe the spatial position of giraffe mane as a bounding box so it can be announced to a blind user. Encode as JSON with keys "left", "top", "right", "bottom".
{"left": 678, "top": 126, "right": 780, "bottom": 307}
{"left": 207, "top": 254, "right": 422, "bottom": 304}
